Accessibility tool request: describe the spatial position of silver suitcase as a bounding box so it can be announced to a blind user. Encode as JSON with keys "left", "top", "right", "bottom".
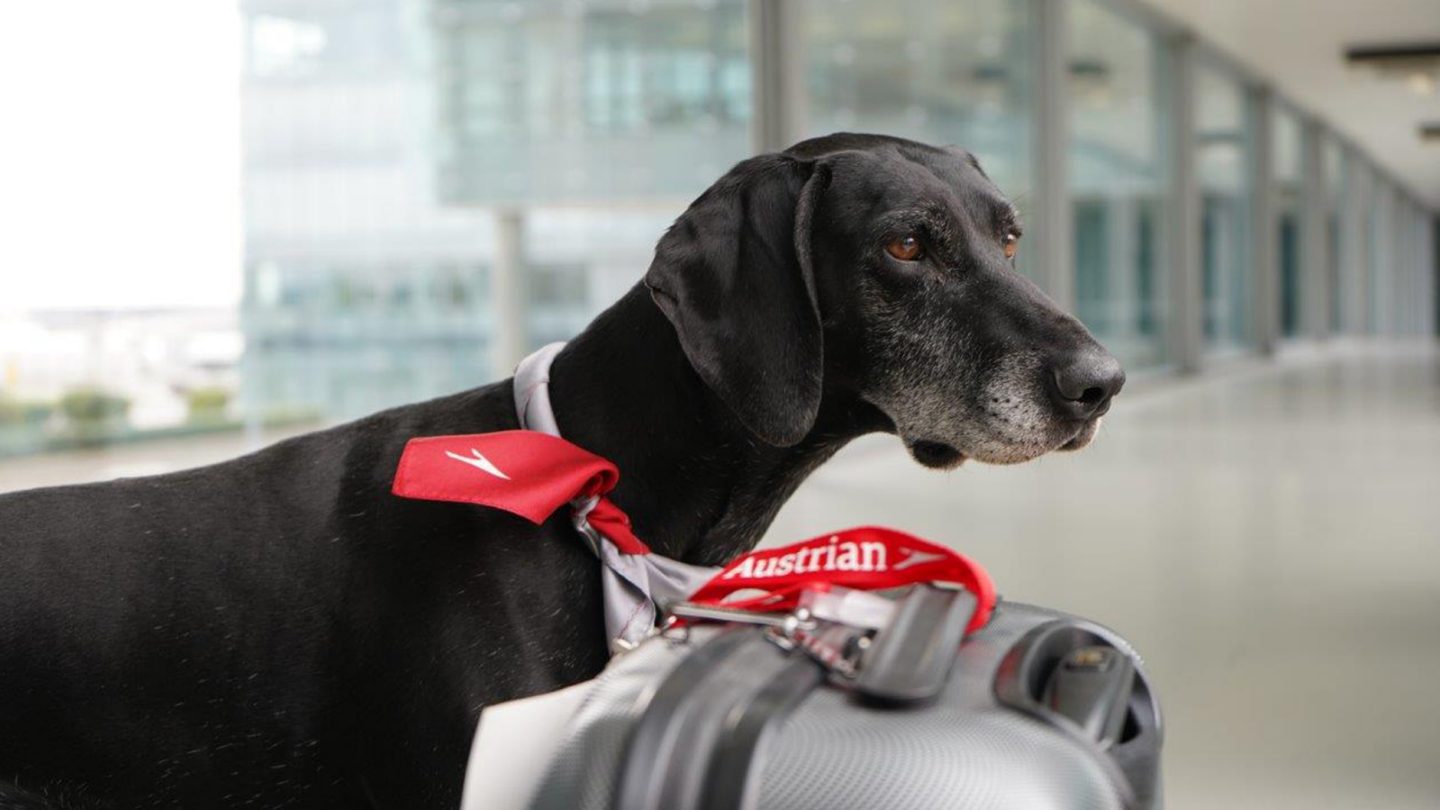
{"left": 530, "top": 591, "right": 1163, "bottom": 810}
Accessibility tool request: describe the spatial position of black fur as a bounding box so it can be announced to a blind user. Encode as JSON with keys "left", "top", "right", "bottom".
{"left": 0, "top": 133, "right": 1120, "bottom": 808}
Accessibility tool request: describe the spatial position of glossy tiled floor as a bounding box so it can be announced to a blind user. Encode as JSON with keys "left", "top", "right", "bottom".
{"left": 766, "top": 341, "right": 1440, "bottom": 809}
{"left": 3, "top": 342, "right": 1437, "bottom": 808}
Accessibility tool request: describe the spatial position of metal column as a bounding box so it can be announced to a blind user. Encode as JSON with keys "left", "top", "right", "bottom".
{"left": 748, "top": 0, "right": 806, "bottom": 154}
{"left": 1299, "top": 115, "right": 1329, "bottom": 340}
{"left": 1248, "top": 86, "right": 1277, "bottom": 355}
{"left": 1422, "top": 213, "right": 1434, "bottom": 335}
{"left": 1372, "top": 182, "right": 1392, "bottom": 335}
{"left": 1166, "top": 34, "right": 1202, "bottom": 373}
{"left": 490, "top": 208, "right": 528, "bottom": 375}
{"left": 1031, "top": 0, "right": 1074, "bottom": 313}
{"left": 1338, "top": 147, "right": 1365, "bottom": 335}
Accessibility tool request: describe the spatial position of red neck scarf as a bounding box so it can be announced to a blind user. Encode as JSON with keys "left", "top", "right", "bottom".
{"left": 391, "top": 430, "right": 648, "bottom": 555}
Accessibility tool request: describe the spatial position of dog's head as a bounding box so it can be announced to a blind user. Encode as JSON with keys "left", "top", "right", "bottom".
{"left": 645, "top": 133, "right": 1124, "bottom": 468}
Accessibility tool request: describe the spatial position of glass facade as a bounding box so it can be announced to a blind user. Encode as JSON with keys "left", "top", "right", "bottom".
{"left": 4, "top": 0, "right": 1435, "bottom": 464}
{"left": 227, "top": 0, "right": 1438, "bottom": 439}
{"left": 240, "top": 0, "right": 501, "bottom": 423}
{"left": 433, "top": 0, "right": 751, "bottom": 205}
{"left": 800, "top": 0, "right": 1035, "bottom": 276}
{"left": 1067, "top": 0, "right": 1170, "bottom": 369}
{"left": 240, "top": 0, "right": 751, "bottom": 423}
{"left": 801, "top": 0, "right": 1032, "bottom": 195}
{"left": 1195, "top": 63, "right": 1253, "bottom": 352}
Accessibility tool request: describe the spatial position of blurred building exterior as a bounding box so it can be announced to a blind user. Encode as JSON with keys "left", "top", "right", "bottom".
{"left": 0, "top": 310, "right": 241, "bottom": 457}
{"left": 236, "top": 0, "right": 1438, "bottom": 426}
{"left": 240, "top": 0, "right": 496, "bottom": 422}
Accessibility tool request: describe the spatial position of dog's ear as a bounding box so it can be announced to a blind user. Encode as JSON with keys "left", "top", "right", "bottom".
{"left": 645, "top": 154, "right": 829, "bottom": 447}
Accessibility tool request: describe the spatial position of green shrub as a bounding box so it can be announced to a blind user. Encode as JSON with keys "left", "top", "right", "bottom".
{"left": 58, "top": 388, "right": 131, "bottom": 425}
{"left": 186, "top": 387, "right": 232, "bottom": 422}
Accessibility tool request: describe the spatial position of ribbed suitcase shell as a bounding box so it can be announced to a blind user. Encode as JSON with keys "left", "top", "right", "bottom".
{"left": 531, "top": 601, "right": 1162, "bottom": 810}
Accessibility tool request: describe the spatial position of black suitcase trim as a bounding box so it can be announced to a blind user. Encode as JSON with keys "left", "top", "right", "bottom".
{"left": 700, "top": 655, "right": 825, "bottom": 810}
{"left": 994, "top": 616, "right": 1165, "bottom": 810}
{"left": 614, "top": 628, "right": 825, "bottom": 810}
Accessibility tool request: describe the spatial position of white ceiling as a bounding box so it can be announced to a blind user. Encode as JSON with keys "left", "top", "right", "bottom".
{"left": 1139, "top": 0, "right": 1440, "bottom": 209}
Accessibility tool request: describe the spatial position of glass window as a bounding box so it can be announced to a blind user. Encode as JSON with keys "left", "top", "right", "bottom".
{"left": 1067, "top": 0, "right": 1170, "bottom": 369}
{"left": 1195, "top": 63, "right": 1253, "bottom": 352}
{"left": 1272, "top": 105, "right": 1302, "bottom": 338}
{"left": 241, "top": 0, "right": 753, "bottom": 425}
{"left": 801, "top": 0, "right": 1034, "bottom": 271}
{"left": 435, "top": 0, "right": 752, "bottom": 204}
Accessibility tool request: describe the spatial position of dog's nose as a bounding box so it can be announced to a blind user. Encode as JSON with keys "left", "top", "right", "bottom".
{"left": 1048, "top": 351, "right": 1125, "bottom": 420}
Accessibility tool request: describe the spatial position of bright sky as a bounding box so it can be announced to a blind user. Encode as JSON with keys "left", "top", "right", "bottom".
{"left": 0, "top": 2, "right": 242, "bottom": 313}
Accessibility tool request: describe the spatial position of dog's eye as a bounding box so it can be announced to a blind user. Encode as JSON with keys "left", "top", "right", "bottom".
{"left": 885, "top": 236, "right": 924, "bottom": 262}
{"left": 1003, "top": 231, "right": 1020, "bottom": 259}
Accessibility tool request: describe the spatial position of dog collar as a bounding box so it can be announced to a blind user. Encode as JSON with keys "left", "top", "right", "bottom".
{"left": 390, "top": 343, "right": 720, "bottom": 654}
{"left": 513, "top": 343, "right": 722, "bottom": 652}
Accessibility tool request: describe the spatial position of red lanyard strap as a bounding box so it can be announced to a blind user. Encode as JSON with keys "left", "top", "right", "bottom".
{"left": 687, "top": 526, "right": 996, "bottom": 634}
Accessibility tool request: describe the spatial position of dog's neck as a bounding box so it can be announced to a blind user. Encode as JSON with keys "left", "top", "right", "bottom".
{"left": 546, "top": 285, "right": 882, "bottom": 566}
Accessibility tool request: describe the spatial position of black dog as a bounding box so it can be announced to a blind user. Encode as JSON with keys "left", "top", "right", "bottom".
{"left": 0, "top": 133, "right": 1123, "bottom": 809}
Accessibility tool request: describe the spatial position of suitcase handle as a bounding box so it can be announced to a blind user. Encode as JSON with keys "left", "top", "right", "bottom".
{"left": 852, "top": 584, "right": 977, "bottom": 706}
{"left": 994, "top": 618, "right": 1164, "bottom": 810}
{"left": 1042, "top": 645, "right": 1136, "bottom": 748}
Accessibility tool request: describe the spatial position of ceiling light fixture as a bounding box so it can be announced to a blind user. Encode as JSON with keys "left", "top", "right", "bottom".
{"left": 1345, "top": 43, "right": 1440, "bottom": 95}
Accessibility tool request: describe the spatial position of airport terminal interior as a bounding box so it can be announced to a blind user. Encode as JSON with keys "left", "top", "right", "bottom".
{"left": 2, "top": 0, "right": 1437, "bottom": 807}
{"left": 5, "top": 339, "right": 1437, "bottom": 808}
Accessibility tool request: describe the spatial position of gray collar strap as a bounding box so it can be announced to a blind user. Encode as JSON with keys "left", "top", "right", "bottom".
{"left": 513, "top": 342, "right": 720, "bottom": 653}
